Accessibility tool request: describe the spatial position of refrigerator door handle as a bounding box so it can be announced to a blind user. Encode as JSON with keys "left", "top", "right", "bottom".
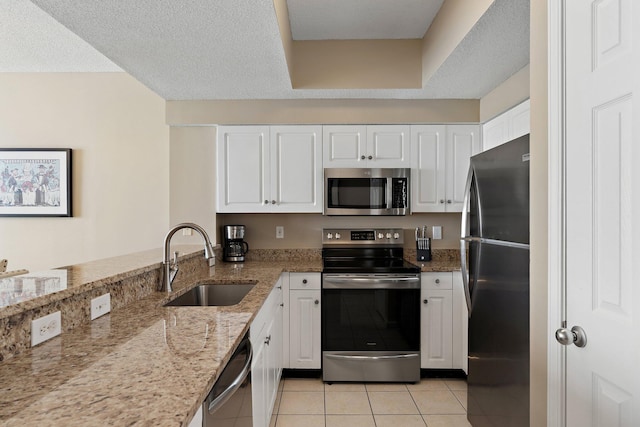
{"left": 460, "top": 166, "right": 475, "bottom": 315}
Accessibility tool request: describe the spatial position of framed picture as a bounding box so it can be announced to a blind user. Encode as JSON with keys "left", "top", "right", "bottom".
{"left": 0, "top": 149, "right": 72, "bottom": 217}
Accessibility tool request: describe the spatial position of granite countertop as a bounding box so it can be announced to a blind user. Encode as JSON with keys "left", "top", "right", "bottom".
{"left": 0, "top": 253, "right": 322, "bottom": 426}
{"left": 0, "top": 246, "right": 457, "bottom": 426}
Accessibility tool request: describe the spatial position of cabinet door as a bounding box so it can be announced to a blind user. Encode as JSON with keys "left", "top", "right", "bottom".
{"left": 411, "top": 125, "right": 446, "bottom": 212}
{"left": 251, "top": 337, "right": 267, "bottom": 427}
{"left": 289, "top": 289, "right": 321, "bottom": 369}
{"left": 452, "top": 271, "right": 468, "bottom": 374}
{"left": 508, "top": 99, "right": 531, "bottom": 141}
{"left": 445, "top": 125, "right": 481, "bottom": 212}
{"left": 482, "top": 114, "right": 510, "bottom": 151}
{"left": 270, "top": 126, "right": 323, "bottom": 212}
{"left": 367, "top": 125, "right": 411, "bottom": 168}
{"left": 421, "top": 288, "right": 453, "bottom": 369}
{"left": 216, "top": 126, "right": 270, "bottom": 213}
{"left": 323, "top": 125, "right": 367, "bottom": 168}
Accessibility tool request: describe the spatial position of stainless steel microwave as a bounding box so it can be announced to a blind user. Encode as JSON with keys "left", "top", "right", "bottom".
{"left": 324, "top": 168, "right": 410, "bottom": 215}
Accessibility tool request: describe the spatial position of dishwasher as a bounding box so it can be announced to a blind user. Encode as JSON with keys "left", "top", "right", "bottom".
{"left": 203, "top": 333, "right": 253, "bottom": 427}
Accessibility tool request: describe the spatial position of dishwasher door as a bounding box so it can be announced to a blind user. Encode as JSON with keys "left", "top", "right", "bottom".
{"left": 203, "top": 334, "right": 252, "bottom": 427}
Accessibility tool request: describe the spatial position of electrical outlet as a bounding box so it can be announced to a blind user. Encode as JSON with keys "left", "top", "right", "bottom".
{"left": 31, "top": 311, "right": 61, "bottom": 346}
{"left": 91, "top": 293, "right": 111, "bottom": 320}
{"left": 432, "top": 226, "right": 442, "bottom": 240}
{"left": 276, "top": 226, "right": 284, "bottom": 239}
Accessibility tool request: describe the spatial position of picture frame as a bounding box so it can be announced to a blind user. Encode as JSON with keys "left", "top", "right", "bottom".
{"left": 0, "top": 149, "right": 72, "bottom": 217}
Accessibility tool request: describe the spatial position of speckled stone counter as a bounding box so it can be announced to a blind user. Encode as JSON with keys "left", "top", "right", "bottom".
{"left": 0, "top": 249, "right": 322, "bottom": 426}
{"left": 404, "top": 248, "right": 462, "bottom": 272}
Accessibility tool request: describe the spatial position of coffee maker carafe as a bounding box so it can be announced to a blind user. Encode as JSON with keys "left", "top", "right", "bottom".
{"left": 222, "top": 225, "right": 249, "bottom": 262}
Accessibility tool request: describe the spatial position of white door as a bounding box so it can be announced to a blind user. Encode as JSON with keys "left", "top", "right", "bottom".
{"left": 289, "top": 289, "right": 321, "bottom": 369}
{"left": 216, "top": 126, "right": 270, "bottom": 213}
{"left": 550, "top": 0, "right": 640, "bottom": 425}
{"left": 322, "top": 125, "right": 367, "bottom": 168}
{"left": 410, "top": 125, "right": 447, "bottom": 212}
{"left": 366, "top": 125, "right": 411, "bottom": 168}
{"left": 445, "top": 125, "right": 480, "bottom": 212}
{"left": 270, "top": 126, "right": 323, "bottom": 212}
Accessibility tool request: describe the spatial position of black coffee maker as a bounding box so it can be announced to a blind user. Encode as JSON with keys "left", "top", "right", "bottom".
{"left": 222, "top": 225, "right": 249, "bottom": 262}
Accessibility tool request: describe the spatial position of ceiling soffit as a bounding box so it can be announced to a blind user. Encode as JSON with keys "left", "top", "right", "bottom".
{"left": 279, "top": 0, "right": 495, "bottom": 90}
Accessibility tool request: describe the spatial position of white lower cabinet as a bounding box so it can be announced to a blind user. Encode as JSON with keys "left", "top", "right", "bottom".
{"left": 251, "top": 279, "right": 283, "bottom": 427}
{"left": 420, "top": 271, "right": 467, "bottom": 371}
{"left": 283, "top": 272, "right": 321, "bottom": 369}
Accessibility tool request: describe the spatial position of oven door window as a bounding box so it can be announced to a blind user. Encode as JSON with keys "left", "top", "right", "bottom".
{"left": 327, "top": 178, "right": 387, "bottom": 209}
{"left": 322, "top": 288, "right": 420, "bottom": 351}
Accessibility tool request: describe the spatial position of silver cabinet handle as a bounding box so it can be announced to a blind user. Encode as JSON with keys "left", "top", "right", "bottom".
{"left": 280, "top": 303, "right": 284, "bottom": 307}
{"left": 368, "top": 155, "right": 373, "bottom": 160}
{"left": 271, "top": 200, "right": 276, "bottom": 205}
{"left": 361, "top": 155, "right": 366, "bottom": 160}
{"left": 447, "top": 199, "right": 452, "bottom": 204}
{"left": 314, "top": 299, "right": 319, "bottom": 305}
{"left": 264, "top": 200, "right": 269, "bottom": 205}
{"left": 435, "top": 279, "right": 440, "bottom": 284}
{"left": 302, "top": 279, "right": 308, "bottom": 284}
{"left": 264, "top": 335, "right": 271, "bottom": 345}
{"left": 440, "top": 199, "right": 445, "bottom": 204}
{"left": 555, "top": 326, "right": 587, "bottom": 348}
{"left": 423, "top": 299, "right": 428, "bottom": 305}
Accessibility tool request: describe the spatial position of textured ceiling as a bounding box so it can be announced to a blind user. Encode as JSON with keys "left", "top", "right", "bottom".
{"left": 287, "top": 0, "right": 444, "bottom": 40}
{"left": 9, "top": 0, "right": 529, "bottom": 100}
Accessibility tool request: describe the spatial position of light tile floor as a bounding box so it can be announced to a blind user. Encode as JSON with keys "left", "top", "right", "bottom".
{"left": 271, "top": 377, "right": 471, "bottom": 427}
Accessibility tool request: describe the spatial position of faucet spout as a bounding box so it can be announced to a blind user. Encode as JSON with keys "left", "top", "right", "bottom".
{"left": 161, "top": 223, "right": 215, "bottom": 292}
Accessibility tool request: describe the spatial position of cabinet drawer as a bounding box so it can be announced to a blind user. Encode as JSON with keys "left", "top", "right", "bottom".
{"left": 289, "top": 272, "right": 320, "bottom": 290}
{"left": 422, "top": 272, "right": 453, "bottom": 290}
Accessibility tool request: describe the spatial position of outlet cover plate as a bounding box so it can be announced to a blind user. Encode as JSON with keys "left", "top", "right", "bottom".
{"left": 276, "top": 226, "right": 284, "bottom": 239}
{"left": 31, "top": 311, "right": 61, "bottom": 346}
{"left": 91, "top": 293, "right": 111, "bottom": 320}
{"left": 432, "top": 226, "right": 442, "bottom": 240}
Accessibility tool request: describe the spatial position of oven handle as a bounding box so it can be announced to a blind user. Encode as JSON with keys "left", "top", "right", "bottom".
{"left": 322, "top": 275, "right": 420, "bottom": 289}
{"left": 325, "top": 353, "right": 419, "bottom": 361}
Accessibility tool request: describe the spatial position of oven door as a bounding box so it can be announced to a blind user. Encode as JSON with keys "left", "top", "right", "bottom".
{"left": 321, "top": 274, "right": 421, "bottom": 382}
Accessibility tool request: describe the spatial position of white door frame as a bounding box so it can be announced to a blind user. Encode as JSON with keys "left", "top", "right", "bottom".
{"left": 547, "top": 1, "right": 566, "bottom": 426}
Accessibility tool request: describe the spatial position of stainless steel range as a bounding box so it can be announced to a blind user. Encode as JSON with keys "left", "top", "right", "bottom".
{"left": 321, "top": 228, "right": 421, "bottom": 383}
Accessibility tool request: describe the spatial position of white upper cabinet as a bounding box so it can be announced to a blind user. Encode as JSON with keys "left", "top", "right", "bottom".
{"left": 411, "top": 124, "right": 480, "bottom": 212}
{"left": 482, "top": 99, "right": 530, "bottom": 151}
{"left": 217, "top": 126, "right": 270, "bottom": 213}
{"left": 217, "top": 125, "right": 322, "bottom": 213}
{"left": 270, "top": 126, "right": 323, "bottom": 213}
{"left": 323, "top": 125, "right": 411, "bottom": 168}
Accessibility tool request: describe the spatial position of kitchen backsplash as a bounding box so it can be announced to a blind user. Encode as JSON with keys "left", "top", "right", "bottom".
{"left": 217, "top": 212, "right": 462, "bottom": 250}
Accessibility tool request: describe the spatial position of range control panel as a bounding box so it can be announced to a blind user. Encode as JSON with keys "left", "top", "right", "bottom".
{"left": 322, "top": 228, "right": 404, "bottom": 245}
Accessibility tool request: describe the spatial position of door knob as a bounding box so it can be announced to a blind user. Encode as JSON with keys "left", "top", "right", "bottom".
{"left": 555, "top": 325, "right": 587, "bottom": 348}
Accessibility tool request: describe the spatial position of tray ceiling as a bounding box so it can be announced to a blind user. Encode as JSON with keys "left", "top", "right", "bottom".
{"left": 3, "top": 0, "right": 529, "bottom": 100}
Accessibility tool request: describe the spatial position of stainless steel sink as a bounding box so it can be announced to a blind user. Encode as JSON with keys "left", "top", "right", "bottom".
{"left": 164, "top": 283, "right": 255, "bottom": 307}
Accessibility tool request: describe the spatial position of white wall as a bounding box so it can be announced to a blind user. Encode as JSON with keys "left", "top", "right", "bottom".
{"left": 169, "top": 126, "right": 217, "bottom": 245}
{"left": 0, "top": 73, "right": 169, "bottom": 272}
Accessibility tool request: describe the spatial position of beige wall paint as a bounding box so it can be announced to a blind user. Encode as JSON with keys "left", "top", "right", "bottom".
{"left": 166, "top": 99, "right": 479, "bottom": 125}
{"left": 0, "top": 73, "right": 169, "bottom": 272}
{"left": 273, "top": 0, "right": 294, "bottom": 82}
{"left": 169, "top": 126, "right": 217, "bottom": 245}
{"left": 422, "top": 0, "right": 494, "bottom": 81}
{"left": 479, "top": 64, "right": 530, "bottom": 122}
{"left": 530, "top": 0, "right": 548, "bottom": 425}
{"left": 218, "top": 212, "right": 462, "bottom": 250}
{"left": 292, "top": 39, "right": 422, "bottom": 89}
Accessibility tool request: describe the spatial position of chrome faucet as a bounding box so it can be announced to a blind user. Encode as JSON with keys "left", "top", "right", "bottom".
{"left": 161, "top": 223, "right": 215, "bottom": 292}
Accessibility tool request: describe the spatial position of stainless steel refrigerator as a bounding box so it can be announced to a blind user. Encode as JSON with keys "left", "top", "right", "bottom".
{"left": 461, "top": 135, "right": 530, "bottom": 427}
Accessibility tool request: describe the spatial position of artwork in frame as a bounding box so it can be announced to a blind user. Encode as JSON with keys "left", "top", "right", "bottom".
{"left": 0, "top": 149, "right": 72, "bottom": 217}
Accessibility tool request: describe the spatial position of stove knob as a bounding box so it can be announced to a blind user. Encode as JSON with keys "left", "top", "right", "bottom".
{"left": 326, "top": 233, "right": 333, "bottom": 239}
{"left": 385, "top": 233, "right": 392, "bottom": 239}
{"left": 335, "top": 232, "right": 341, "bottom": 239}
{"left": 393, "top": 232, "right": 400, "bottom": 239}
{"left": 377, "top": 232, "right": 384, "bottom": 239}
